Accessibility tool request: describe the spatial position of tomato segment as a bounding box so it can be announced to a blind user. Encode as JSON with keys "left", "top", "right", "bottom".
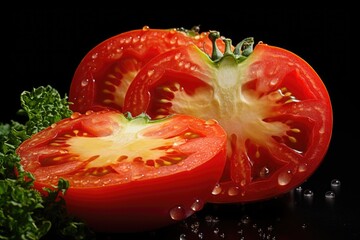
{"left": 123, "top": 37, "right": 333, "bottom": 203}
{"left": 16, "top": 110, "right": 227, "bottom": 232}
{"left": 69, "top": 26, "right": 225, "bottom": 113}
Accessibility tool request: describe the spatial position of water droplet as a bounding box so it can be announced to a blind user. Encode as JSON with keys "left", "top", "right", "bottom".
{"left": 91, "top": 53, "right": 98, "bottom": 59}
{"left": 191, "top": 199, "right": 204, "bottom": 212}
{"left": 260, "top": 167, "right": 270, "bottom": 177}
{"left": 70, "top": 112, "right": 82, "bottom": 119}
{"left": 298, "top": 163, "right": 307, "bottom": 172}
{"left": 147, "top": 69, "right": 155, "bottom": 77}
{"left": 81, "top": 79, "right": 89, "bottom": 87}
{"left": 179, "top": 233, "right": 187, "bottom": 240}
{"left": 142, "top": 25, "right": 150, "bottom": 31}
{"left": 85, "top": 110, "right": 94, "bottom": 115}
{"left": 205, "top": 119, "right": 218, "bottom": 125}
{"left": 212, "top": 183, "right": 222, "bottom": 195}
{"left": 240, "top": 215, "right": 250, "bottom": 224}
{"left": 303, "top": 189, "right": 314, "bottom": 198}
{"left": 51, "top": 123, "right": 57, "bottom": 128}
{"left": 228, "top": 186, "right": 240, "bottom": 196}
{"left": 278, "top": 170, "right": 292, "bottom": 186}
{"left": 169, "top": 205, "right": 187, "bottom": 220}
{"left": 325, "top": 191, "right": 335, "bottom": 199}
{"left": 331, "top": 179, "right": 341, "bottom": 187}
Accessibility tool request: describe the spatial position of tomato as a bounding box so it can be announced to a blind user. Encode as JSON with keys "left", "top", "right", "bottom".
{"left": 69, "top": 26, "right": 226, "bottom": 114}
{"left": 123, "top": 32, "right": 333, "bottom": 203}
{"left": 16, "top": 110, "right": 227, "bottom": 232}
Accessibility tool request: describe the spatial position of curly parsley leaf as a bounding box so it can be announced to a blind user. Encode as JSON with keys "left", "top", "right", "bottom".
{"left": 0, "top": 85, "right": 95, "bottom": 240}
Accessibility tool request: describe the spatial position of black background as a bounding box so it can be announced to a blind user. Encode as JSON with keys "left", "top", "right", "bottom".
{"left": 5, "top": 7, "right": 356, "bottom": 240}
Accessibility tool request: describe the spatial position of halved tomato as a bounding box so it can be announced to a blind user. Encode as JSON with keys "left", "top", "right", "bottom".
{"left": 16, "top": 110, "right": 227, "bottom": 232}
{"left": 68, "top": 26, "right": 226, "bottom": 113}
{"left": 123, "top": 32, "right": 333, "bottom": 203}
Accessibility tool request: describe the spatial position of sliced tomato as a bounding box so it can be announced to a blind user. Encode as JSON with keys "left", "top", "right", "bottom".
{"left": 68, "top": 26, "right": 226, "bottom": 114}
{"left": 123, "top": 33, "right": 333, "bottom": 203}
{"left": 16, "top": 110, "right": 227, "bottom": 232}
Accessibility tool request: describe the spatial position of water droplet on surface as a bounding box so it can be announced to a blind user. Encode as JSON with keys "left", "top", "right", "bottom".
{"left": 191, "top": 199, "right": 204, "bottom": 212}
{"left": 278, "top": 170, "right": 292, "bottom": 186}
{"left": 179, "top": 233, "right": 187, "bottom": 240}
{"left": 240, "top": 215, "right": 250, "bottom": 224}
{"left": 303, "top": 189, "right": 314, "bottom": 197}
{"left": 142, "top": 25, "right": 150, "bottom": 31}
{"left": 169, "top": 205, "right": 187, "bottom": 220}
{"left": 331, "top": 179, "right": 341, "bottom": 187}
{"left": 325, "top": 191, "right": 335, "bottom": 199}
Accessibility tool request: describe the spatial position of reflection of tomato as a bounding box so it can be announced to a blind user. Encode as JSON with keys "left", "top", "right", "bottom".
{"left": 16, "top": 110, "right": 227, "bottom": 232}
{"left": 124, "top": 32, "right": 333, "bottom": 203}
{"left": 68, "top": 26, "right": 225, "bottom": 113}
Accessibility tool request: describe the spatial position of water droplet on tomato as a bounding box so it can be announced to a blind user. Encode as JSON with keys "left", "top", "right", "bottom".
{"left": 91, "top": 53, "right": 98, "bottom": 59}
{"left": 191, "top": 199, "right": 204, "bottom": 212}
{"left": 298, "top": 163, "right": 307, "bottom": 172}
{"left": 205, "top": 119, "right": 218, "bottom": 125}
{"left": 142, "top": 25, "right": 150, "bottom": 31}
{"left": 278, "top": 170, "right": 292, "bottom": 186}
{"left": 81, "top": 79, "right": 89, "bottom": 87}
{"left": 212, "top": 183, "right": 222, "bottom": 195}
{"left": 169, "top": 205, "right": 187, "bottom": 220}
{"left": 50, "top": 123, "right": 57, "bottom": 128}
{"left": 147, "top": 69, "right": 155, "bottom": 77}
{"left": 228, "top": 186, "right": 240, "bottom": 196}
{"left": 170, "top": 36, "right": 177, "bottom": 45}
{"left": 70, "top": 112, "right": 82, "bottom": 119}
{"left": 85, "top": 110, "right": 94, "bottom": 115}
{"left": 259, "top": 167, "right": 270, "bottom": 177}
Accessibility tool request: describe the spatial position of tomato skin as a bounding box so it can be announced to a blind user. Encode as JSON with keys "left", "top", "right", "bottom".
{"left": 68, "top": 26, "right": 225, "bottom": 114}
{"left": 16, "top": 110, "right": 227, "bottom": 232}
{"left": 123, "top": 41, "right": 333, "bottom": 203}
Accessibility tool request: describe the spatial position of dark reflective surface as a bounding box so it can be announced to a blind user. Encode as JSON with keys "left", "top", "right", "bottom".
{"left": 6, "top": 7, "right": 354, "bottom": 240}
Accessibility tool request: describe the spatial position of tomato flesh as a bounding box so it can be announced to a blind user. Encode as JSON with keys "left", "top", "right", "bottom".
{"left": 16, "top": 110, "right": 227, "bottom": 232}
{"left": 69, "top": 26, "right": 225, "bottom": 113}
{"left": 123, "top": 42, "right": 333, "bottom": 203}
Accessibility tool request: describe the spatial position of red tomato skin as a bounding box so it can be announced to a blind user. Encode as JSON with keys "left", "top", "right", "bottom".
{"left": 60, "top": 148, "right": 225, "bottom": 232}
{"left": 16, "top": 110, "right": 227, "bottom": 232}
{"left": 123, "top": 41, "right": 333, "bottom": 203}
{"left": 68, "top": 27, "right": 225, "bottom": 114}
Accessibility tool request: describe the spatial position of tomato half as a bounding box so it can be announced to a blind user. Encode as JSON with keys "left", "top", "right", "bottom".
{"left": 68, "top": 26, "right": 225, "bottom": 113}
{"left": 16, "top": 110, "right": 227, "bottom": 232}
{"left": 123, "top": 33, "right": 333, "bottom": 203}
